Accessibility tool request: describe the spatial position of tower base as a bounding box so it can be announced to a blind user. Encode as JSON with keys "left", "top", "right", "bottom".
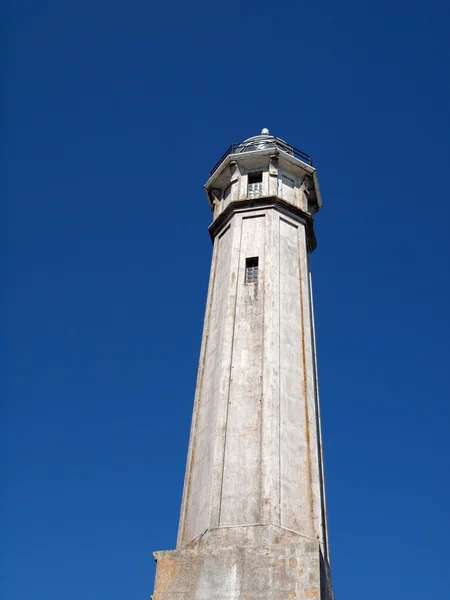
{"left": 153, "top": 527, "right": 334, "bottom": 600}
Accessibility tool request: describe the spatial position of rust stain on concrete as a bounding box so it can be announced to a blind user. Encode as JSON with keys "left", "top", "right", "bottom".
{"left": 154, "top": 556, "right": 180, "bottom": 598}
{"left": 297, "top": 235, "right": 315, "bottom": 534}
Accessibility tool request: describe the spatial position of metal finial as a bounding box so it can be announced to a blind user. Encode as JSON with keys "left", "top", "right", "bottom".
{"left": 261, "top": 128, "right": 269, "bottom": 135}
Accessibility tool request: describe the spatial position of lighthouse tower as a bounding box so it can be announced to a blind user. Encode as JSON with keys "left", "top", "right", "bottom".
{"left": 152, "top": 130, "right": 334, "bottom": 600}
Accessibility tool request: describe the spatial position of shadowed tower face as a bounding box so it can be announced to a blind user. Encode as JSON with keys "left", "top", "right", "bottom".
{"left": 152, "top": 130, "right": 335, "bottom": 600}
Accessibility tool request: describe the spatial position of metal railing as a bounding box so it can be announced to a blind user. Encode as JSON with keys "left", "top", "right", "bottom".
{"left": 210, "top": 138, "right": 313, "bottom": 176}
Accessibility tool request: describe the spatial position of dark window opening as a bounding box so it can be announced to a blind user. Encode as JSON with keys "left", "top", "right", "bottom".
{"left": 245, "top": 257, "right": 259, "bottom": 284}
{"left": 248, "top": 172, "right": 263, "bottom": 184}
{"left": 248, "top": 172, "right": 263, "bottom": 199}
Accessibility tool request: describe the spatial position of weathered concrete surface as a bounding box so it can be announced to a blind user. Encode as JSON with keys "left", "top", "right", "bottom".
{"left": 153, "top": 532, "right": 334, "bottom": 600}
{"left": 177, "top": 206, "right": 328, "bottom": 559}
{"left": 153, "top": 136, "right": 335, "bottom": 600}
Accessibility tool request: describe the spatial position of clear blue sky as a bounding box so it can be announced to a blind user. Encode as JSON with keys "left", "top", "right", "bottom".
{"left": 2, "top": 0, "right": 450, "bottom": 598}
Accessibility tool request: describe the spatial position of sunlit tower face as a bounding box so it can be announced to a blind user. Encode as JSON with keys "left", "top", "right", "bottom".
{"left": 152, "top": 130, "right": 335, "bottom": 600}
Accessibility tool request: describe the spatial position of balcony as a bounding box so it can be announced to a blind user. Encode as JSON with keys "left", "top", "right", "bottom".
{"left": 210, "top": 136, "right": 313, "bottom": 177}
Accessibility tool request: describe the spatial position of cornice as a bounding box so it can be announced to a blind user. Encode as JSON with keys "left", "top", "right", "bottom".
{"left": 208, "top": 196, "right": 317, "bottom": 252}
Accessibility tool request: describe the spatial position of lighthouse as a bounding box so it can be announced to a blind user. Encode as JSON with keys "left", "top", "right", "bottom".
{"left": 152, "top": 130, "right": 334, "bottom": 600}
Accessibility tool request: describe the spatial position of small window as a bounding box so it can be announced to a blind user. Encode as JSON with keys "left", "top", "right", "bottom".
{"left": 245, "top": 257, "right": 259, "bottom": 284}
{"left": 248, "top": 172, "right": 263, "bottom": 184}
{"left": 248, "top": 172, "right": 263, "bottom": 199}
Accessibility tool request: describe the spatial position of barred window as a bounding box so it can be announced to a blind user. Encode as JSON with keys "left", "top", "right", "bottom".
{"left": 245, "top": 257, "right": 259, "bottom": 284}
{"left": 247, "top": 172, "right": 263, "bottom": 199}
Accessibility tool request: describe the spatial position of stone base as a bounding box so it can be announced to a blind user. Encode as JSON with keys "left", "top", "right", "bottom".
{"left": 153, "top": 530, "right": 334, "bottom": 600}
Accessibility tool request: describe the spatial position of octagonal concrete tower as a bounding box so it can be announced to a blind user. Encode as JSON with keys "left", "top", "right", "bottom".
{"left": 153, "top": 130, "right": 334, "bottom": 600}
